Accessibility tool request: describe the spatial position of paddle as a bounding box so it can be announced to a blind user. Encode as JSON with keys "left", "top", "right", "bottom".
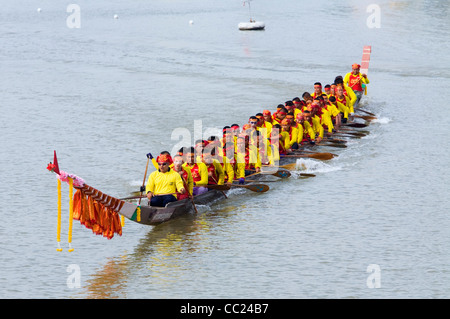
{"left": 246, "top": 168, "right": 291, "bottom": 179}
{"left": 281, "top": 152, "right": 334, "bottom": 160}
{"left": 261, "top": 163, "right": 316, "bottom": 177}
{"left": 316, "top": 142, "right": 347, "bottom": 148}
{"left": 335, "top": 130, "right": 366, "bottom": 137}
{"left": 342, "top": 122, "right": 368, "bottom": 128}
{"left": 331, "top": 133, "right": 362, "bottom": 139}
{"left": 355, "top": 108, "right": 376, "bottom": 116}
{"left": 206, "top": 183, "right": 270, "bottom": 193}
{"left": 354, "top": 114, "right": 377, "bottom": 121}
{"left": 180, "top": 174, "right": 199, "bottom": 214}
{"left": 138, "top": 154, "right": 151, "bottom": 206}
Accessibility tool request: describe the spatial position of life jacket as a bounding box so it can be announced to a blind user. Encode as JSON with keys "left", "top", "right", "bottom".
{"left": 190, "top": 163, "right": 201, "bottom": 183}
{"left": 206, "top": 163, "right": 219, "bottom": 185}
{"left": 348, "top": 73, "right": 363, "bottom": 91}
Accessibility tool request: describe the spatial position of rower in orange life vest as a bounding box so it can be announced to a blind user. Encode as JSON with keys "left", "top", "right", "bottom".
{"left": 172, "top": 154, "right": 194, "bottom": 201}
{"left": 343, "top": 63, "right": 370, "bottom": 106}
{"left": 145, "top": 153, "right": 186, "bottom": 207}
{"left": 184, "top": 146, "right": 209, "bottom": 196}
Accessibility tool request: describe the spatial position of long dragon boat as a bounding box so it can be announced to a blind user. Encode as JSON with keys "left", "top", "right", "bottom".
{"left": 48, "top": 46, "right": 373, "bottom": 240}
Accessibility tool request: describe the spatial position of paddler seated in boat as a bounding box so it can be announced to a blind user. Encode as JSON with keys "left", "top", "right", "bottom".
{"left": 343, "top": 63, "right": 369, "bottom": 106}
{"left": 334, "top": 85, "right": 351, "bottom": 123}
{"left": 146, "top": 153, "right": 186, "bottom": 207}
{"left": 335, "top": 75, "right": 357, "bottom": 116}
{"left": 281, "top": 118, "right": 299, "bottom": 151}
{"left": 322, "top": 94, "right": 342, "bottom": 130}
{"left": 194, "top": 139, "right": 209, "bottom": 163}
{"left": 311, "top": 82, "right": 324, "bottom": 99}
{"left": 295, "top": 112, "right": 315, "bottom": 146}
{"left": 201, "top": 147, "right": 225, "bottom": 185}
{"left": 172, "top": 154, "right": 193, "bottom": 201}
{"left": 148, "top": 150, "right": 172, "bottom": 170}
{"left": 324, "top": 84, "right": 332, "bottom": 97}
{"left": 303, "top": 110, "right": 323, "bottom": 143}
{"left": 255, "top": 112, "right": 272, "bottom": 137}
{"left": 236, "top": 133, "right": 262, "bottom": 175}
{"left": 312, "top": 97, "right": 334, "bottom": 134}
{"left": 220, "top": 126, "right": 234, "bottom": 148}
{"left": 284, "top": 100, "right": 295, "bottom": 114}
{"left": 272, "top": 107, "right": 288, "bottom": 125}
{"left": 262, "top": 110, "right": 273, "bottom": 125}
{"left": 266, "top": 123, "right": 289, "bottom": 163}
{"left": 184, "top": 146, "right": 209, "bottom": 196}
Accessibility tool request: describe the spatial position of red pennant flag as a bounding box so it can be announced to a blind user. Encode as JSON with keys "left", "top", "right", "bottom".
{"left": 53, "top": 150, "right": 61, "bottom": 175}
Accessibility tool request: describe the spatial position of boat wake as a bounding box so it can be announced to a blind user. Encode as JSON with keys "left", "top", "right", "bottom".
{"left": 290, "top": 158, "right": 342, "bottom": 176}
{"left": 371, "top": 117, "right": 390, "bottom": 124}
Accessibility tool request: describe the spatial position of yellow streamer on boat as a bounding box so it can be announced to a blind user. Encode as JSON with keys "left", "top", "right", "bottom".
{"left": 67, "top": 177, "right": 74, "bottom": 252}
{"left": 121, "top": 215, "right": 125, "bottom": 227}
{"left": 136, "top": 206, "right": 141, "bottom": 222}
{"left": 56, "top": 179, "right": 63, "bottom": 252}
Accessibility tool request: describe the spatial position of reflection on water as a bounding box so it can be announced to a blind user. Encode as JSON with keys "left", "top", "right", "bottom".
{"left": 79, "top": 203, "right": 244, "bottom": 298}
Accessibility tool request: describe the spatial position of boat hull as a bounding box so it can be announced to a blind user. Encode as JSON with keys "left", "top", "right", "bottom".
{"left": 238, "top": 21, "right": 265, "bottom": 30}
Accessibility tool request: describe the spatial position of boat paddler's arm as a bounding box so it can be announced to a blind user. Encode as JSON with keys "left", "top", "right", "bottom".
{"left": 185, "top": 167, "right": 194, "bottom": 195}
{"left": 213, "top": 161, "right": 225, "bottom": 185}
{"left": 195, "top": 163, "right": 209, "bottom": 186}
{"left": 145, "top": 174, "right": 155, "bottom": 199}
{"left": 174, "top": 174, "right": 186, "bottom": 195}
{"left": 223, "top": 160, "right": 234, "bottom": 183}
{"left": 345, "top": 86, "right": 356, "bottom": 113}
{"left": 296, "top": 124, "right": 304, "bottom": 145}
{"left": 337, "top": 101, "right": 349, "bottom": 119}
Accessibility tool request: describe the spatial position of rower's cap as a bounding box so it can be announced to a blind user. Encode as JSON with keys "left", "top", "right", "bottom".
{"left": 263, "top": 110, "right": 271, "bottom": 116}
{"left": 352, "top": 63, "right": 360, "bottom": 69}
{"left": 281, "top": 119, "right": 290, "bottom": 125}
{"left": 156, "top": 153, "right": 172, "bottom": 164}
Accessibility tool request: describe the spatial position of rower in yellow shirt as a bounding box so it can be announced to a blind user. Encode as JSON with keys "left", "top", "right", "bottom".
{"left": 146, "top": 153, "right": 186, "bottom": 207}
{"left": 335, "top": 86, "right": 351, "bottom": 122}
{"left": 202, "top": 149, "right": 225, "bottom": 186}
{"left": 335, "top": 75, "right": 357, "bottom": 114}
{"left": 295, "top": 113, "right": 316, "bottom": 145}
{"left": 343, "top": 63, "right": 370, "bottom": 106}
{"left": 280, "top": 118, "right": 299, "bottom": 150}
{"left": 304, "top": 110, "right": 323, "bottom": 142}
{"left": 184, "top": 147, "right": 209, "bottom": 196}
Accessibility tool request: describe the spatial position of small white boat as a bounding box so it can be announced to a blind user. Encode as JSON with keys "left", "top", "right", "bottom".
{"left": 239, "top": 1, "right": 265, "bottom": 31}
{"left": 238, "top": 20, "right": 265, "bottom": 31}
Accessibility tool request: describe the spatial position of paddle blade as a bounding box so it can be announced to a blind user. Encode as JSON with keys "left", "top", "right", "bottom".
{"left": 343, "top": 122, "right": 368, "bottom": 128}
{"left": 242, "top": 183, "right": 270, "bottom": 193}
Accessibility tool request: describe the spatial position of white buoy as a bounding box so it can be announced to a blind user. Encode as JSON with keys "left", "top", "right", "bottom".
{"left": 189, "top": 20, "right": 194, "bottom": 25}
{"left": 114, "top": 14, "right": 119, "bottom": 19}
{"left": 37, "top": 8, "right": 42, "bottom": 13}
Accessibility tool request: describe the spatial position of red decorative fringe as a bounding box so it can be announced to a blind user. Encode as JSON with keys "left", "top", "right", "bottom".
{"left": 72, "top": 186, "right": 123, "bottom": 239}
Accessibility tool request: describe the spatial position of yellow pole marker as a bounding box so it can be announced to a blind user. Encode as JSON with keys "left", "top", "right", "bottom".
{"left": 121, "top": 215, "right": 125, "bottom": 227}
{"left": 56, "top": 179, "right": 63, "bottom": 252}
{"left": 136, "top": 206, "right": 141, "bottom": 222}
{"left": 67, "top": 177, "right": 74, "bottom": 252}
